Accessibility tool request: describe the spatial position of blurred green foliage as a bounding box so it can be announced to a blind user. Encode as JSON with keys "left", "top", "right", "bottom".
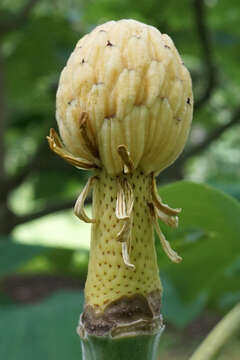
{"left": 0, "top": 291, "right": 84, "bottom": 359}
{"left": 159, "top": 181, "right": 240, "bottom": 327}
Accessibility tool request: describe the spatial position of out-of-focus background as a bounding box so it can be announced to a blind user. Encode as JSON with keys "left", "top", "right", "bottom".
{"left": 0, "top": 0, "right": 240, "bottom": 359}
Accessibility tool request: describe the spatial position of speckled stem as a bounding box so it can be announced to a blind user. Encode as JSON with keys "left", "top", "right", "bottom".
{"left": 78, "top": 169, "right": 164, "bottom": 355}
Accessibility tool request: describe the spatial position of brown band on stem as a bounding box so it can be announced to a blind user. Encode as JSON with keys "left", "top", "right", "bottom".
{"left": 147, "top": 289, "right": 162, "bottom": 317}
{"left": 79, "top": 290, "right": 162, "bottom": 337}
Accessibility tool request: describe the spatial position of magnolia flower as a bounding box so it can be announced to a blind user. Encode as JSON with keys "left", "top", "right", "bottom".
{"left": 47, "top": 19, "right": 193, "bottom": 337}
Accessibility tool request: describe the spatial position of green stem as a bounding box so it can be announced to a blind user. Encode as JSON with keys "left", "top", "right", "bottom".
{"left": 81, "top": 329, "right": 164, "bottom": 360}
{"left": 189, "top": 303, "right": 240, "bottom": 360}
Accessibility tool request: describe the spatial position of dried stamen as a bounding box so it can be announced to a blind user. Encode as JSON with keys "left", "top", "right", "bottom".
{"left": 79, "top": 112, "right": 99, "bottom": 160}
{"left": 47, "top": 128, "right": 98, "bottom": 170}
{"left": 116, "top": 179, "right": 134, "bottom": 219}
{"left": 151, "top": 175, "right": 181, "bottom": 216}
{"left": 148, "top": 202, "right": 182, "bottom": 264}
{"left": 122, "top": 242, "right": 135, "bottom": 270}
{"left": 74, "top": 176, "right": 96, "bottom": 223}
{"left": 118, "top": 145, "right": 134, "bottom": 174}
{"left": 116, "top": 178, "right": 135, "bottom": 269}
{"left": 154, "top": 206, "right": 178, "bottom": 228}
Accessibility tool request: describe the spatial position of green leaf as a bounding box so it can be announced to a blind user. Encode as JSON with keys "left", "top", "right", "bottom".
{"left": 0, "top": 240, "right": 46, "bottom": 278}
{"left": 0, "top": 291, "right": 83, "bottom": 359}
{"left": 161, "top": 273, "right": 208, "bottom": 328}
{"left": 0, "top": 239, "right": 89, "bottom": 279}
{"left": 0, "top": 293, "right": 15, "bottom": 306}
{"left": 157, "top": 181, "right": 240, "bottom": 324}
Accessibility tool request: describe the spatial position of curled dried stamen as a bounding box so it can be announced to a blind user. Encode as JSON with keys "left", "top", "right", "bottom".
{"left": 116, "top": 179, "right": 134, "bottom": 220}
{"left": 148, "top": 203, "right": 182, "bottom": 264}
{"left": 154, "top": 206, "right": 178, "bottom": 228}
{"left": 154, "top": 219, "right": 182, "bottom": 263}
{"left": 79, "top": 112, "right": 99, "bottom": 160}
{"left": 74, "top": 176, "right": 96, "bottom": 223}
{"left": 118, "top": 145, "right": 134, "bottom": 174}
{"left": 116, "top": 185, "right": 128, "bottom": 220}
{"left": 151, "top": 175, "right": 181, "bottom": 216}
{"left": 151, "top": 176, "right": 179, "bottom": 227}
{"left": 116, "top": 217, "right": 132, "bottom": 243}
{"left": 47, "top": 128, "right": 97, "bottom": 170}
{"left": 116, "top": 179, "right": 135, "bottom": 270}
{"left": 117, "top": 219, "right": 135, "bottom": 270}
{"left": 122, "top": 242, "right": 135, "bottom": 270}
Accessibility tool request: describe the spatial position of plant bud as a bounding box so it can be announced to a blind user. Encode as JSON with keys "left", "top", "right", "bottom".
{"left": 56, "top": 19, "right": 193, "bottom": 176}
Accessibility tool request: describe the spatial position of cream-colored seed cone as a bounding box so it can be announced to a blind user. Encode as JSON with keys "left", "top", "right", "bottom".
{"left": 56, "top": 19, "right": 193, "bottom": 176}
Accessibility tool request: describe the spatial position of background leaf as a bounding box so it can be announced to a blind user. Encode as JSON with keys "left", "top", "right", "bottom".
{"left": 0, "top": 240, "right": 46, "bottom": 278}
{"left": 161, "top": 273, "right": 208, "bottom": 328}
{"left": 157, "top": 181, "right": 240, "bottom": 325}
{"left": 0, "top": 291, "right": 83, "bottom": 360}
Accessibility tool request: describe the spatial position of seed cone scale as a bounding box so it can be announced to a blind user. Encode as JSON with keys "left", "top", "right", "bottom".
{"left": 47, "top": 19, "right": 193, "bottom": 338}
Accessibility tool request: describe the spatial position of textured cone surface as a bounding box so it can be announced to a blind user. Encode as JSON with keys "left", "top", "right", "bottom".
{"left": 56, "top": 19, "right": 193, "bottom": 175}
{"left": 84, "top": 169, "right": 162, "bottom": 312}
